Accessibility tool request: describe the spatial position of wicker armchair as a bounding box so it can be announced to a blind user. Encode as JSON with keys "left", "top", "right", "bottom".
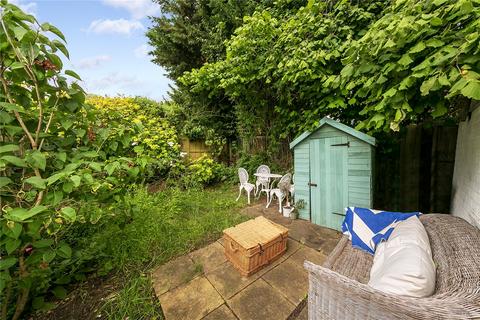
{"left": 304, "top": 214, "right": 480, "bottom": 319}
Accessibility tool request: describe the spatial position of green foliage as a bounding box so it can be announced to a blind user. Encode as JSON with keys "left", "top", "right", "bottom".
{"left": 99, "top": 275, "right": 162, "bottom": 320}
{"left": 66, "top": 185, "right": 247, "bottom": 319}
{"left": 0, "top": 4, "right": 174, "bottom": 319}
{"left": 182, "top": 0, "right": 480, "bottom": 145}
{"left": 86, "top": 96, "right": 180, "bottom": 176}
{"left": 147, "top": 0, "right": 278, "bottom": 80}
{"left": 170, "top": 156, "right": 232, "bottom": 189}
{"left": 181, "top": 0, "right": 387, "bottom": 149}
{"left": 340, "top": 0, "right": 480, "bottom": 131}
{"left": 147, "top": 0, "right": 304, "bottom": 152}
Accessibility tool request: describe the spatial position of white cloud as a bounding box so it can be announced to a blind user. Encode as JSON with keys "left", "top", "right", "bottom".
{"left": 9, "top": 0, "right": 37, "bottom": 16}
{"left": 76, "top": 55, "right": 111, "bottom": 69}
{"left": 101, "top": 0, "right": 160, "bottom": 19}
{"left": 89, "top": 72, "right": 142, "bottom": 91}
{"left": 134, "top": 44, "right": 151, "bottom": 58}
{"left": 86, "top": 19, "right": 144, "bottom": 36}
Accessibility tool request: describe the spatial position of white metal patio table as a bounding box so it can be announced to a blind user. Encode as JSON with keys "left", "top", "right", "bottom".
{"left": 253, "top": 172, "right": 282, "bottom": 204}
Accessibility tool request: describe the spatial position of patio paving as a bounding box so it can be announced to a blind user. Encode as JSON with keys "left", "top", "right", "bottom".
{"left": 152, "top": 202, "right": 342, "bottom": 320}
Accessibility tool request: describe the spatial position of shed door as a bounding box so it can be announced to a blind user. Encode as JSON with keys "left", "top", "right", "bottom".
{"left": 309, "top": 136, "right": 348, "bottom": 231}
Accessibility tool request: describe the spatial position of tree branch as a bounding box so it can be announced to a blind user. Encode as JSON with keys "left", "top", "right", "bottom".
{"left": 0, "top": 76, "right": 37, "bottom": 149}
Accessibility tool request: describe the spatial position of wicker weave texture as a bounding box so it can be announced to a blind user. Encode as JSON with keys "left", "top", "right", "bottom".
{"left": 224, "top": 216, "right": 288, "bottom": 276}
{"left": 305, "top": 214, "right": 480, "bottom": 320}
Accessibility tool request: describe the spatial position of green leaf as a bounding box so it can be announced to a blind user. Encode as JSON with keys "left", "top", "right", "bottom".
{"left": 52, "top": 190, "right": 64, "bottom": 206}
{"left": 0, "top": 177, "right": 12, "bottom": 188}
{"left": 0, "top": 111, "right": 14, "bottom": 123}
{"left": 398, "top": 54, "right": 413, "bottom": 67}
{"left": 383, "top": 87, "right": 397, "bottom": 98}
{"left": 10, "top": 61, "right": 24, "bottom": 70}
{"left": 41, "top": 22, "right": 66, "bottom": 42}
{"left": 0, "top": 257, "right": 17, "bottom": 270}
{"left": 27, "top": 151, "right": 47, "bottom": 171}
{"left": 430, "top": 17, "right": 442, "bottom": 27}
{"left": 426, "top": 39, "right": 444, "bottom": 48}
{"left": 1, "top": 155, "right": 27, "bottom": 167}
{"left": 60, "top": 119, "right": 74, "bottom": 130}
{"left": 0, "top": 144, "right": 20, "bottom": 153}
{"left": 33, "top": 239, "right": 54, "bottom": 248}
{"left": 65, "top": 70, "right": 82, "bottom": 80}
{"left": 409, "top": 42, "right": 426, "bottom": 54}
{"left": 52, "top": 286, "right": 67, "bottom": 299}
{"left": 89, "top": 162, "right": 102, "bottom": 172}
{"left": 60, "top": 207, "right": 76, "bottom": 223}
{"left": 25, "top": 176, "right": 47, "bottom": 189}
{"left": 460, "top": 81, "right": 480, "bottom": 100}
{"left": 52, "top": 39, "right": 69, "bottom": 58}
{"left": 56, "top": 152, "right": 67, "bottom": 162}
{"left": 395, "top": 109, "right": 405, "bottom": 122}
{"left": 384, "top": 39, "right": 396, "bottom": 48}
{"left": 47, "top": 172, "right": 67, "bottom": 185}
{"left": 11, "top": 7, "right": 35, "bottom": 23}
{"left": 340, "top": 65, "right": 354, "bottom": 77}
{"left": 432, "top": 103, "right": 448, "bottom": 118}
{"left": 0, "top": 102, "right": 25, "bottom": 113}
{"left": 83, "top": 173, "right": 94, "bottom": 184}
{"left": 5, "top": 238, "right": 21, "bottom": 254}
{"left": 57, "top": 243, "right": 72, "bottom": 259}
{"left": 5, "top": 222, "right": 22, "bottom": 239}
{"left": 70, "top": 175, "right": 81, "bottom": 187}
{"left": 438, "top": 75, "right": 451, "bottom": 86}
{"left": 420, "top": 77, "right": 438, "bottom": 95}
{"left": 43, "top": 250, "right": 56, "bottom": 263}
{"left": 7, "top": 206, "right": 48, "bottom": 222}
{"left": 12, "top": 26, "right": 28, "bottom": 41}
{"left": 447, "top": 77, "right": 468, "bottom": 98}
{"left": 62, "top": 182, "right": 73, "bottom": 193}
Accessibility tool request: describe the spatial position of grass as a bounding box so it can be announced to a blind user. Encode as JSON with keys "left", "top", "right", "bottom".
{"left": 63, "top": 183, "right": 248, "bottom": 319}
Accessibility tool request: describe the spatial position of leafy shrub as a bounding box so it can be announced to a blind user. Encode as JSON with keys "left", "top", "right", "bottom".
{"left": 175, "top": 156, "right": 231, "bottom": 188}
{"left": 86, "top": 96, "right": 180, "bottom": 176}
{"left": 0, "top": 5, "right": 174, "bottom": 319}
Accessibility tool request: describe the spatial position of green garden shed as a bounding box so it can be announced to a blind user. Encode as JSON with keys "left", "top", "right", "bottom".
{"left": 290, "top": 117, "right": 376, "bottom": 231}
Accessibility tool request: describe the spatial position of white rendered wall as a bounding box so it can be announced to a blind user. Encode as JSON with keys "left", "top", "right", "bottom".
{"left": 451, "top": 104, "right": 480, "bottom": 228}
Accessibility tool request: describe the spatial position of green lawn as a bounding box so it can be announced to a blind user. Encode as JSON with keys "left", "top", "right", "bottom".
{"left": 47, "top": 184, "right": 248, "bottom": 319}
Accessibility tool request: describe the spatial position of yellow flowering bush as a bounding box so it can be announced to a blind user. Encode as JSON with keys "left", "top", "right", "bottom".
{"left": 178, "top": 155, "right": 231, "bottom": 188}
{"left": 86, "top": 96, "right": 180, "bottom": 172}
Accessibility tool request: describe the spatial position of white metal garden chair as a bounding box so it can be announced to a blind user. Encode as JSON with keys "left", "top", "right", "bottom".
{"left": 266, "top": 173, "right": 292, "bottom": 213}
{"left": 236, "top": 168, "right": 255, "bottom": 204}
{"left": 254, "top": 165, "right": 271, "bottom": 199}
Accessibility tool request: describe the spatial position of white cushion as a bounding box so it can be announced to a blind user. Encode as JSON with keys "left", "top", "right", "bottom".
{"left": 368, "top": 216, "right": 436, "bottom": 297}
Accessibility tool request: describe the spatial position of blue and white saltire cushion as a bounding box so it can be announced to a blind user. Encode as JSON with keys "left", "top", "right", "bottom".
{"left": 341, "top": 207, "right": 421, "bottom": 255}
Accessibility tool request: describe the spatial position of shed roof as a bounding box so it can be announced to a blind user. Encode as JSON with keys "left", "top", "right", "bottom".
{"left": 289, "top": 117, "right": 376, "bottom": 149}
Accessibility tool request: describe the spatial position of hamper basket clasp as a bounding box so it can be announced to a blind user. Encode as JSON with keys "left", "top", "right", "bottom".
{"left": 229, "top": 240, "right": 238, "bottom": 252}
{"left": 258, "top": 243, "right": 264, "bottom": 255}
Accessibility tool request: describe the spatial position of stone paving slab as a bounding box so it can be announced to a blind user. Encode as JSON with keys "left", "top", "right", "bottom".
{"left": 189, "top": 241, "right": 226, "bottom": 274}
{"left": 151, "top": 255, "right": 200, "bottom": 296}
{"left": 202, "top": 304, "right": 237, "bottom": 320}
{"left": 289, "top": 245, "right": 327, "bottom": 267}
{"left": 159, "top": 276, "right": 224, "bottom": 320}
{"left": 262, "top": 258, "right": 308, "bottom": 305}
{"left": 206, "top": 261, "right": 260, "bottom": 299}
{"left": 153, "top": 203, "right": 342, "bottom": 320}
{"left": 227, "top": 279, "right": 295, "bottom": 320}
{"left": 257, "top": 238, "right": 301, "bottom": 277}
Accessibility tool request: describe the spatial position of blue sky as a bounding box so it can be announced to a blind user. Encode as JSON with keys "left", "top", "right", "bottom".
{"left": 10, "top": 0, "right": 172, "bottom": 101}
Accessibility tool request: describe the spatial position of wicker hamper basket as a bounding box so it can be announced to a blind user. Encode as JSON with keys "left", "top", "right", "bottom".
{"left": 223, "top": 216, "right": 289, "bottom": 276}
